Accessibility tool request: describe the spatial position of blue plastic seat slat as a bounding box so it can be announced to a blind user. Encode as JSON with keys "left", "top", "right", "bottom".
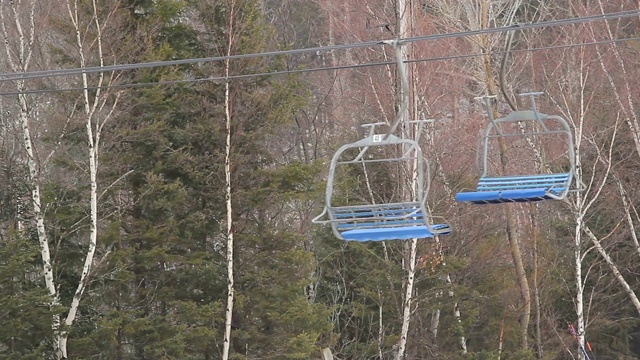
{"left": 479, "top": 183, "right": 566, "bottom": 191}
{"left": 337, "top": 219, "right": 425, "bottom": 230}
{"left": 479, "top": 181, "right": 566, "bottom": 188}
{"left": 335, "top": 214, "right": 423, "bottom": 221}
{"left": 456, "top": 189, "right": 547, "bottom": 203}
{"left": 479, "top": 177, "right": 568, "bottom": 185}
{"left": 477, "top": 188, "right": 567, "bottom": 195}
{"left": 333, "top": 209, "right": 421, "bottom": 219}
{"left": 479, "top": 176, "right": 568, "bottom": 185}
{"left": 341, "top": 224, "right": 451, "bottom": 242}
{"left": 333, "top": 203, "right": 420, "bottom": 211}
{"left": 481, "top": 173, "right": 569, "bottom": 181}
{"left": 335, "top": 201, "right": 421, "bottom": 208}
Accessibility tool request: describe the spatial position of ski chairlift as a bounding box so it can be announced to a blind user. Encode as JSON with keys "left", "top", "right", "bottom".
{"left": 312, "top": 121, "right": 452, "bottom": 241}
{"left": 455, "top": 92, "right": 578, "bottom": 205}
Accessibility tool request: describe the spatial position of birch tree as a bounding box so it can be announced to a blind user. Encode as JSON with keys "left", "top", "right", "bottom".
{"left": 583, "top": 0, "right": 640, "bottom": 317}
{"left": 0, "top": 1, "right": 63, "bottom": 357}
{"left": 541, "top": 23, "right": 620, "bottom": 357}
{"left": 590, "top": 0, "right": 640, "bottom": 159}
{"left": 0, "top": 0, "right": 128, "bottom": 356}
{"left": 553, "top": 73, "right": 600, "bottom": 360}
{"left": 394, "top": 1, "right": 417, "bottom": 358}
{"left": 531, "top": 3, "right": 640, "bottom": 357}
{"left": 222, "top": 2, "right": 236, "bottom": 356}
{"left": 53, "top": 0, "right": 123, "bottom": 357}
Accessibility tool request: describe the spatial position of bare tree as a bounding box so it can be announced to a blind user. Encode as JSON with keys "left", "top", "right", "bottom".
{"left": 544, "top": 32, "right": 615, "bottom": 359}
{"left": 591, "top": 0, "right": 640, "bottom": 159}
{"left": 0, "top": 1, "right": 63, "bottom": 356}
{"left": 54, "top": 0, "right": 123, "bottom": 357}
{"left": 532, "top": 5, "right": 640, "bottom": 359}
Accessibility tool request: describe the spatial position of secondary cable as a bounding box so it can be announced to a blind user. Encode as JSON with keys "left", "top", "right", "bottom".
{"left": 0, "top": 9, "right": 637, "bottom": 83}
{"left": 0, "top": 35, "right": 637, "bottom": 96}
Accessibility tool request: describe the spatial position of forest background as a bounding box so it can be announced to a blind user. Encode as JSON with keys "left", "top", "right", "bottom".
{"left": 1, "top": 0, "right": 640, "bottom": 359}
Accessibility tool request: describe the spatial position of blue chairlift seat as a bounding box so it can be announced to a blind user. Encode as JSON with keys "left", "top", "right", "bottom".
{"left": 455, "top": 173, "right": 571, "bottom": 204}
{"left": 313, "top": 122, "right": 451, "bottom": 242}
{"left": 332, "top": 202, "right": 452, "bottom": 242}
{"left": 456, "top": 93, "right": 578, "bottom": 205}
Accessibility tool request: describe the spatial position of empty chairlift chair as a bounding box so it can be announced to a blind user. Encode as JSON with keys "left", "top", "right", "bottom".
{"left": 313, "top": 122, "right": 451, "bottom": 242}
{"left": 456, "top": 93, "right": 577, "bottom": 205}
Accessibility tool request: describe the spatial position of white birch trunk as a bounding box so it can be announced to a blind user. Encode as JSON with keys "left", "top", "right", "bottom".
{"left": 222, "top": 77, "right": 235, "bottom": 359}
{"left": 222, "top": 3, "right": 237, "bottom": 358}
{"left": 582, "top": 224, "right": 640, "bottom": 314}
{"left": 397, "top": 238, "right": 417, "bottom": 360}
{"left": 222, "top": 78, "right": 235, "bottom": 360}
{"left": 614, "top": 175, "right": 640, "bottom": 258}
{"left": 449, "top": 275, "right": 467, "bottom": 353}
{"left": 429, "top": 234, "right": 465, "bottom": 350}
{"left": 577, "top": 9, "right": 640, "bottom": 319}
{"left": 395, "top": 0, "right": 415, "bottom": 358}
{"left": 0, "top": 2, "right": 63, "bottom": 357}
{"left": 566, "top": 62, "right": 588, "bottom": 360}
{"left": 498, "top": 319, "right": 504, "bottom": 359}
{"left": 20, "top": 93, "right": 63, "bottom": 356}
{"left": 578, "top": 127, "right": 640, "bottom": 316}
{"left": 573, "top": 213, "right": 586, "bottom": 360}
{"left": 558, "top": 52, "right": 614, "bottom": 360}
{"left": 57, "top": 2, "right": 120, "bottom": 356}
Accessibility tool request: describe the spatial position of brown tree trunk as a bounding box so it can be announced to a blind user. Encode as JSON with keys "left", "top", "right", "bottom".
{"left": 481, "top": 1, "right": 530, "bottom": 350}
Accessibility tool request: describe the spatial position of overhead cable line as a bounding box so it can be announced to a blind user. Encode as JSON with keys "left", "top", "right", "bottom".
{"left": 0, "top": 35, "right": 637, "bottom": 96}
{"left": 0, "top": 9, "right": 638, "bottom": 82}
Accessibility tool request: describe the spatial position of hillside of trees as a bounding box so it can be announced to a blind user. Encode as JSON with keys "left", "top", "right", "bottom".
{"left": 1, "top": 0, "right": 640, "bottom": 359}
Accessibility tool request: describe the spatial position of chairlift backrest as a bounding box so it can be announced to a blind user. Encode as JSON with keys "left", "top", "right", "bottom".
{"left": 325, "top": 133, "right": 427, "bottom": 208}
{"left": 479, "top": 110, "right": 576, "bottom": 178}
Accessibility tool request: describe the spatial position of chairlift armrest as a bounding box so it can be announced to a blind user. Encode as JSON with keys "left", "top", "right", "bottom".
{"left": 311, "top": 207, "right": 330, "bottom": 224}
{"left": 429, "top": 223, "right": 452, "bottom": 235}
{"left": 545, "top": 192, "right": 564, "bottom": 200}
{"left": 572, "top": 179, "right": 587, "bottom": 192}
